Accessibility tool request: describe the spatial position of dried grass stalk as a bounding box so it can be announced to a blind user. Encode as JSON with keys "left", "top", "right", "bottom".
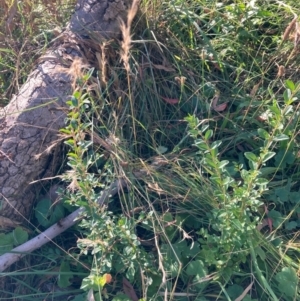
{"left": 282, "top": 16, "right": 297, "bottom": 41}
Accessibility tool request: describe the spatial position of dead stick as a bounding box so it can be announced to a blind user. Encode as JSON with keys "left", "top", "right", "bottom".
{"left": 0, "top": 179, "right": 127, "bottom": 272}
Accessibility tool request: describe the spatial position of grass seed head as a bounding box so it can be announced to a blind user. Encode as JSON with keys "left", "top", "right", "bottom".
{"left": 282, "top": 16, "right": 297, "bottom": 41}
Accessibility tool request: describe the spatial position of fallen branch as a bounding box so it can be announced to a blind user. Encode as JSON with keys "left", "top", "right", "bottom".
{"left": 0, "top": 178, "right": 127, "bottom": 272}
{"left": 0, "top": 0, "right": 134, "bottom": 224}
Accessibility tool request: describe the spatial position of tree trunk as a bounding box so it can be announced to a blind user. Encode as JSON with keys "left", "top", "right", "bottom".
{"left": 0, "top": 0, "right": 132, "bottom": 224}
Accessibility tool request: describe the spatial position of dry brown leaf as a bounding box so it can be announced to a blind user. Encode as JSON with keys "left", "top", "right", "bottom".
{"left": 122, "top": 278, "right": 139, "bottom": 301}
{"left": 147, "top": 182, "right": 165, "bottom": 194}
{"left": 152, "top": 63, "right": 175, "bottom": 72}
{"left": 0, "top": 216, "right": 22, "bottom": 229}
{"left": 87, "top": 288, "right": 95, "bottom": 301}
{"left": 257, "top": 205, "right": 272, "bottom": 232}
{"left": 257, "top": 218, "right": 272, "bottom": 232}
{"left": 276, "top": 65, "right": 285, "bottom": 78}
{"left": 161, "top": 96, "right": 179, "bottom": 104}
{"left": 211, "top": 92, "right": 227, "bottom": 112}
{"left": 213, "top": 102, "right": 227, "bottom": 112}
{"left": 175, "top": 76, "right": 187, "bottom": 86}
{"left": 250, "top": 81, "right": 261, "bottom": 97}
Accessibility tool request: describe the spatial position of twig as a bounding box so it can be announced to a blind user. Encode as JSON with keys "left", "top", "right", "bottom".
{"left": 0, "top": 179, "right": 126, "bottom": 272}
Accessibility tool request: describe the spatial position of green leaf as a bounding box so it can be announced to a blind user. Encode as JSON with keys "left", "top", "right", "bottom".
{"left": 195, "top": 140, "right": 209, "bottom": 151}
{"left": 274, "top": 186, "right": 290, "bottom": 203}
{"left": 285, "top": 80, "right": 295, "bottom": 91}
{"left": 72, "top": 293, "right": 87, "bottom": 301}
{"left": 169, "top": 261, "right": 180, "bottom": 278}
{"left": 73, "top": 90, "right": 81, "bottom": 99}
{"left": 283, "top": 89, "right": 292, "bottom": 103}
{"left": 162, "top": 212, "right": 177, "bottom": 240}
{"left": 227, "top": 284, "right": 244, "bottom": 299}
{"left": 255, "top": 178, "right": 268, "bottom": 186}
{"left": 156, "top": 145, "right": 168, "bottom": 154}
{"left": 186, "top": 260, "right": 207, "bottom": 277}
{"left": 126, "top": 264, "right": 136, "bottom": 282}
{"left": 275, "top": 149, "right": 295, "bottom": 168}
{"left": 58, "top": 261, "right": 72, "bottom": 288}
{"left": 218, "top": 160, "right": 229, "bottom": 169}
{"left": 52, "top": 204, "right": 65, "bottom": 222}
{"left": 203, "top": 158, "right": 217, "bottom": 168}
{"left": 162, "top": 212, "right": 174, "bottom": 222}
{"left": 261, "top": 151, "right": 276, "bottom": 163}
{"left": 284, "top": 105, "right": 294, "bottom": 115}
{"left": 64, "top": 139, "right": 75, "bottom": 148}
{"left": 249, "top": 160, "right": 258, "bottom": 170}
{"left": 185, "top": 115, "right": 197, "bottom": 128}
{"left": 112, "top": 294, "right": 132, "bottom": 301}
{"left": 211, "top": 140, "right": 222, "bottom": 150}
{"left": 13, "top": 227, "right": 28, "bottom": 246}
{"left": 123, "top": 246, "right": 133, "bottom": 256}
{"left": 68, "top": 111, "right": 79, "bottom": 119}
{"left": 205, "top": 129, "right": 213, "bottom": 140}
{"left": 187, "top": 242, "right": 201, "bottom": 258}
{"left": 70, "top": 119, "right": 78, "bottom": 129}
{"left": 243, "top": 296, "right": 258, "bottom": 301}
{"left": 273, "top": 134, "right": 289, "bottom": 141}
{"left": 244, "top": 152, "right": 258, "bottom": 162}
{"left": 35, "top": 198, "right": 65, "bottom": 227}
{"left": 271, "top": 237, "right": 282, "bottom": 248}
{"left": 257, "top": 128, "right": 270, "bottom": 139}
{"left": 201, "top": 124, "right": 209, "bottom": 133}
{"left": 186, "top": 260, "right": 208, "bottom": 291}
{"left": 255, "top": 246, "right": 266, "bottom": 260}
{"left": 289, "top": 192, "right": 300, "bottom": 204}
{"left": 0, "top": 233, "right": 14, "bottom": 255}
{"left": 285, "top": 221, "right": 297, "bottom": 230}
{"left": 275, "top": 267, "right": 298, "bottom": 297}
{"left": 71, "top": 96, "right": 78, "bottom": 106}
{"left": 268, "top": 210, "right": 283, "bottom": 228}
{"left": 35, "top": 198, "right": 52, "bottom": 227}
{"left": 83, "top": 67, "right": 95, "bottom": 81}
{"left": 68, "top": 152, "right": 78, "bottom": 159}
{"left": 270, "top": 101, "right": 281, "bottom": 116}
{"left": 59, "top": 128, "right": 71, "bottom": 134}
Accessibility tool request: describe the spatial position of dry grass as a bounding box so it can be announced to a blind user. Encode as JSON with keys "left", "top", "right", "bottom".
{"left": 0, "top": 0, "right": 75, "bottom": 104}
{"left": 120, "top": 0, "right": 140, "bottom": 73}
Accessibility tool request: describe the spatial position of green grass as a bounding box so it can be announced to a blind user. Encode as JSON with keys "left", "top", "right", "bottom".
{"left": 1, "top": 0, "right": 300, "bottom": 300}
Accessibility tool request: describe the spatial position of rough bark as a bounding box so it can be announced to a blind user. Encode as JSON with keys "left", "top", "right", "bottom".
{"left": 0, "top": 0, "right": 132, "bottom": 224}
